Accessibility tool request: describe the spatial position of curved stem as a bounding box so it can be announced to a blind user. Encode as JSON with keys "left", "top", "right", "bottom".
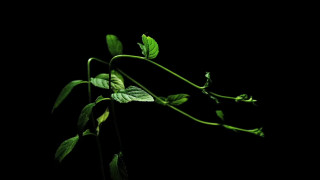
{"left": 116, "top": 68, "right": 263, "bottom": 137}
{"left": 110, "top": 55, "right": 256, "bottom": 103}
{"left": 110, "top": 55, "right": 205, "bottom": 90}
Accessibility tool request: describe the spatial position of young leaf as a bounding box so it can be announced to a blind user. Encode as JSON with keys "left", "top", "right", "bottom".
{"left": 106, "top": 34, "right": 123, "bottom": 57}
{"left": 109, "top": 152, "right": 128, "bottom": 180}
{"left": 96, "top": 107, "right": 110, "bottom": 135}
{"left": 204, "top": 72, "right": 212, "bottom": 88}
{"left": 77, "top": 103, "right": 95, "bottom": 131}
{"left": 216, "top": 110, "right": 224, "bottom": 121}
{"left": 138, "top": 34, "right": 159, "bottom": 59}
{"left": 55, "top": 134, "right": 79, "bottom": 162}
{"left": 82, "top": 129, "right": 96, "bottom": 136}
{"left": 111, "top": 86, "right": 154, "bottom": 103}
{"left": 52, "top": 80, "right": 87, "bottom": 113}
{"left": 167, "top": 94, "right": 190, "bottom": 106}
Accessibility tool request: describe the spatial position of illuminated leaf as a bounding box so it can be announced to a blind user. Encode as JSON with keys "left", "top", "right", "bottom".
{"left": 111, "top": 86, "right": 154, "bottom": 103}
{"left": 138, "top": 34, "right": 159, "bottom": 59}
{"left": 52, "top": 80, "right": 87, "bottom": 112}
{"left": 106, "top": 34, "right": 123, "bottom": 56}
{"left": 55, "top": 134, "right": 79, "bottom": 162}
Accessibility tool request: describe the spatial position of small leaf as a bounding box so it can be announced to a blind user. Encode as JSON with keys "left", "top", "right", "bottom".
{"left": 82, "top": 129, "right": 96, "bottom": 136}
{"left": 204, "top": 72, "right": 212, "bottom": 88}
{"left": 167, "top": 94, "right": 190, "bottom": 106}
{"left": 216, "top": 110, "right": 224, "bottom": 121}
{"left": 109, "top": 152, "right": 128, "bottom": 180}
{"left": 52, "top": 80, "right": 87, "bottom": 113}
{"left": 111, "top": 86, "right": 154, "bottom": 103}
{"left": 55, "top": 134, "right": 79, "bottom": 162}
{"left": 96, "top": 107, "right": 110, "bottom": 135}
{"left": 139, "top": 34, "right": 159, "bottom": 59}
{"left": 106, "top": 34, "right": 123, "bottom": 57}
{"left": 155, "top": 96, "right": 168, "bottom": 106}
{"left": 77, "top": 103, "right": 95, "bottom": 131}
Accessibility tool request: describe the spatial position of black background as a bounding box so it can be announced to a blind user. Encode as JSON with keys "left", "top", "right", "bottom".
{"left": 5, "top": 4, "right": 303, "bottom": 180}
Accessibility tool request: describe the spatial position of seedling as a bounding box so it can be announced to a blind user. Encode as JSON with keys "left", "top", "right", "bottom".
{"left": 52, "top": 33, "right": 263, "bottom": 180}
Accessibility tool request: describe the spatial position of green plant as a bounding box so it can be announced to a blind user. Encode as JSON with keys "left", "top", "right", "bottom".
{"left": 52, "top": 33, "right": 264, "bottom": 180}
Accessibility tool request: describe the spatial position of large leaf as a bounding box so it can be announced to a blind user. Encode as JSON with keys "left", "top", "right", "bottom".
{"left": 52, "top": 80, "right": 87, "bottom": 112}
{"left": 55, "top": 134, "right": 79, "bottom": 162}
{"left": 106, "top": 34, "right": 123, "bottom": 56}
{"left": 91, "top": 71, "right": 125, "bottom": 92}
{"left": 111, "top": 86, "right": 154, "bottom": 103}
{"left": 77, "top": 103, "right": 95, "bottom": 131}
{"left": 138, "top": 34, "right": 159, "bottom": 59}
{"left": 109, "top": 152, "right": 128, "bottom": 180}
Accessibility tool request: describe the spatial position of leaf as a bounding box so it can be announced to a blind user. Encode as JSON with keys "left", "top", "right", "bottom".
{"left": 91, "top": 77, "right": 109, "bottom": 89}
{"left": 167, "top": 94, "right": 190, "bottom": 106}
{"left": 216, "top": 110, "right": 224, "bottom": 121}
{"left": 91, "top": 71, "right": 125, "bottom": 92}
{"left": 204, "top": 72, "right": 212, "bottom": 88}
{"left": 55, "top": 134, "right": 79, "bottom": 162}
{"left": 77, "top": 103, "right": 95, "bottom": 131}
{"left": 82, "top": 129, "right": 96, "bottom": 136}
{"left": 111, "top": 86, "right": 154, "bottom": 103}
{"left": 138, "top": 34, "right": 159, "bottom": 59}
{"left": 96, "top": 107, "right": 110, "bottom": 135}
{"left": 106, "top": 34, "right": 123, "bottom": 57}
{"left": 109, "top": 152, "right": 128, "bottom": 180}
{"left": 52, "top": 80, "right": 87, "bottom": 113}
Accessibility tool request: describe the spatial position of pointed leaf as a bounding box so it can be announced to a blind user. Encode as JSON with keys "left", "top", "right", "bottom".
{"left": 167, "top": 94, "right": 190, "bottom": 106}
{"left": 204, "top": 72, "right": 212, "bottom": 88}
{"left": 111, "top": 86, "right": 154, "bottom": 103}
{"left": 77, "top": 103, "right": 95, "bottom": 130}
{"left": 52, "top": 80, "right": 87, "bottom": 112}
{"left": 106, "top": 34, "right": 123, "bottom": 56}
{"left": 91, "top": 72, "right": 125, "bottom": 92}
{"left": 96, "top": 107, "right": 110, "bottom": 135}
{"left": 55, "top": 134, "right": 79, "bottom": 162}
{"left": 82, "top": 129, "right": 96, "bottom": 136}
{"left": 140, "top": 34, "right": 159, "bottom": 59}
{"left": 109, "top": 152, "right": 128, "bottom": 180}
{"left": 216, "top": 110, "right": 224, "bottom": 121}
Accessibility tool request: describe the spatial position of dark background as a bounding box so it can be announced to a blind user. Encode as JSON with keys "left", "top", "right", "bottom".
{"left": 6, "top": 4, "right": 302, "bottom": 180}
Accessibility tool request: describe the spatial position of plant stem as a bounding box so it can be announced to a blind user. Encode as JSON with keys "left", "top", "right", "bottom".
{"left": 87, "top": 57, "right": 108, "bottom": 180}
{"left": 110, "top": 54, "right": 256, "bottom": 103}
{"left": 116, "top": 68, "right": 262, "bottom": 136}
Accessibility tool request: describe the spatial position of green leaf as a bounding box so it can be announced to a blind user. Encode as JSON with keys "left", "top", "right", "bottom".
{"left": 77, "top": 103, "right": 95, "bottom": 130}
{"left": 109, "top": 152, "right": 128, "bottom": 180}
{"left": 96, "top": 107, "right": 110, "bottom": 135}
{"left": 55, "top": 134, "right": 79, "bottom": 162}
{"left": 216, "top": 110, "right": 224, "bottom": 121}
{"left": 52, "top": 80, "right": 87, "bottom": 113}
{"left": 139, "top": 34, "right": 159, "bottom": 59}
{"left": 111, "top": 86, "right": 154, "bottom": 103}
{"left": 204, "top": 72, "right": 212, "bottom": 88}
{"left": 91, "top": 71, "right": 125, "bottom": 92}
{"left": 167, "top": 94, "right": 190, "bottom": 106}
{"left": 91, "top": 77, "right": 109, "bottom": 89}
{"left": 106, "top": 34, "right": 123, "bottom": 57}
{"left": 82, "top": 129, "right": 96, "bottom": 136}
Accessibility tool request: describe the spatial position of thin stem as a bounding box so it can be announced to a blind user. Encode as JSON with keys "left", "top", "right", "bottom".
{"left": 110, "top": 55, "right": 205, "bottom": 90}
{"left": 87, "top": 57, "right": 108, "bottom": 180}
{"left": 116, "top": 68, "right": 262, "bottom": 136}
{"left": 110, "top": 54, "right": 256, "bottom": 103}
